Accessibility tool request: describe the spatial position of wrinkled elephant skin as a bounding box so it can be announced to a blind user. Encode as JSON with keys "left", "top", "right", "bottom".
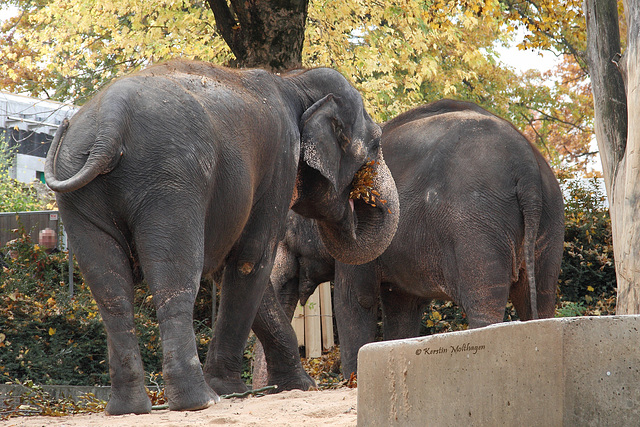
{"left": 271, "top": 99, "right": 565, "bottom": 377}
{"left": 44, "top": 60, "right": 399, "bottom": 415}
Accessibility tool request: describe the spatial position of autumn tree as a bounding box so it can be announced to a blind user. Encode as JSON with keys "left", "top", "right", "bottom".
{"left": 499, "top": 0, "right": 600, "bottom": 174}
{"left": 0, "top": 0, "right": 231, "bottom": 102}
{"left": 0, "top": 0, "right": 595, "bottom": 171}
{"left": 206, "top": 0, "right": 308, "bottom": 70}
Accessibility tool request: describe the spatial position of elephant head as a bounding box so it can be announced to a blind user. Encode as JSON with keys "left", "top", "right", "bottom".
{"left": 290, "top": 83, "right": 399, "bottom": 266}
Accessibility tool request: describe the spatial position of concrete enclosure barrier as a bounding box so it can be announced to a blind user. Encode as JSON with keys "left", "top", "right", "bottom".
{"left": 357, "top": 316, "right": 640, "bottom": 426}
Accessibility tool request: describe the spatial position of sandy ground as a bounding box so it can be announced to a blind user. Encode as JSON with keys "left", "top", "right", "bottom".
{"left": 2, "top": 388, "right": 358, "bottom": 427}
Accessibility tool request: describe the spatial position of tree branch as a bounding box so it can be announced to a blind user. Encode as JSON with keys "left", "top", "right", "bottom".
{"left": 206, "top": 0, "right": 245, "bottom": 59}
{"left": 525, "top": 105, "right": 590, "bottom": 133}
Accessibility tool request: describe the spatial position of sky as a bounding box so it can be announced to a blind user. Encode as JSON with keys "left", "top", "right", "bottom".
{"left": 0, "top": 5, "right": 16, "bottom": 23}
{"left": 494, "top": 26, "right": 560, "bottom": 73}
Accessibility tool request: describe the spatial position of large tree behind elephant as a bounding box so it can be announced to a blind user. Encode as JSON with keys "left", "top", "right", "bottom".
{"left": 44, "top": 60, "right": 399, "bottom": 415}
{"left": 271, "top": 99, "right": 564, "bottom": 377}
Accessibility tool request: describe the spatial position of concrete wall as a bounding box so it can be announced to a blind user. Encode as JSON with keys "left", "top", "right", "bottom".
{"left": 357, "top": 316, "right": 640, "bottom": 427}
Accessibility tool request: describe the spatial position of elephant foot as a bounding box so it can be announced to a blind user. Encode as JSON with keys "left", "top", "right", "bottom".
{"left": 166, "top": 380, "right": 220, "bottom": 411}
{"left": 105, "top": 386, "right": 152, "bottom": 415}
{"left": 268, "top": 369, "right": 317, "bottom": 392}
{"left": 206, "top": 376, "right": 250, "bottom": 396}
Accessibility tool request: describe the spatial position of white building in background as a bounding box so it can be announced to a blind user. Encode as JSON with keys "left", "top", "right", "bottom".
{"left": 0, "top": 92, "right": 77, "bottom": 183}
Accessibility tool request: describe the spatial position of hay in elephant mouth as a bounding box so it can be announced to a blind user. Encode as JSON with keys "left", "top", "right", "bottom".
{"left": 349, "top": 160, "right": 390, "bottom": 213}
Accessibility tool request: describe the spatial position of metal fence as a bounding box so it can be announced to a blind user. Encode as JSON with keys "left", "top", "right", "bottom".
{"left": 0, "top": 210, "right": 63, "bottom": 247}
{"left": 0, "top": 210, "right": 74, "bottom": 295}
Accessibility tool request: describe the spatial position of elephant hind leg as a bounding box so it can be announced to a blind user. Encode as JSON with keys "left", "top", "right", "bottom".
{"left": 443, "top": 235, "right": 514, "bottom": 329}
{"left": 463, "top": 287, "right": 511, "bottom": 329}
{"left": 381, "top": 285, "right": 427, "bottom": 340}
{"left": 510, "top": 266, "right": 556, "bottom": 320}
{"left": 69, "top": 224, "right": 151, "bottom": 415}
{"left": 135, "top": 225, "right": 218, "bottom": 411}
{"left": 456, "top": 271, "right": 512, "bottom": 329}
{"left": 251, "top": 284, "right": 316, "bottom": 392}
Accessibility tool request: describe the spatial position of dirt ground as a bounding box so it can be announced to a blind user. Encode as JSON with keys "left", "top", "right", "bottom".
{"left": 2, "top": 388, "right": 358, "bottom": 427}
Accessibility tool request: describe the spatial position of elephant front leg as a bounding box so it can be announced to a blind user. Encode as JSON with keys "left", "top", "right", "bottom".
{"left": 203, "top": 247, "right": 278, "bottom": 395}
{"left": 251, "top": 283, "right": 316, "bottom": 391}
{"left": 334, "top": 261, "right": 381, "bottom": 378}
{"left": 380, "top": 286, "right": 428, "bottom": 341}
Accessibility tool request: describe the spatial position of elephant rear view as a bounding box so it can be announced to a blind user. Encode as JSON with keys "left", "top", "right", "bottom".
{"left": 272, "top": 99, "right": 565, "bottom": 377}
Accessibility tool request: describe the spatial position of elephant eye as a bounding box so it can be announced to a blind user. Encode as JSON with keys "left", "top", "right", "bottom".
{"left": 370, "top": 136, "right": 381, "bottom": 152}
{"left": 339, "top": 132, "right": 350, "bottom": 149}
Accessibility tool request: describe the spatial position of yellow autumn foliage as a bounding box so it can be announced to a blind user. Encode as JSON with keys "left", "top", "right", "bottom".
{"left": 2, "top": 0, "right": 514, "bottom": 116}
{"left": 0, "top": 0, "right": 595, "bottom": 170}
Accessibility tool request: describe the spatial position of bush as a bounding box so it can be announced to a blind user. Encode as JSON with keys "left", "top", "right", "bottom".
{"left": 420, "top": 300, "right": 468, "bottom": 335}
{"left": 1, "top": 227, "right": 108, "bottom": 385}
{"left": 0, "top": 136, "right": 48, "bottom": 212}
{"left": 558, "top": 178, "right": 616, "bottom": 308}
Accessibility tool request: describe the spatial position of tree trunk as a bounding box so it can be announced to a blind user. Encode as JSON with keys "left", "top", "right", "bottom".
{"left": 585, "top": 0, "right": 640, "bottom": 314}
{"left": 615, "top": 0, "right": 640, "bottom": 314}
{"left": 206, "top": 0, "right": 309, "bottom": 71}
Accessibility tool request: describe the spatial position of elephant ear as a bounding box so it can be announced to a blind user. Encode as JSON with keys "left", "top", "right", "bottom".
{"left": 300, "top": 94, "right": 351, "bottom": 191}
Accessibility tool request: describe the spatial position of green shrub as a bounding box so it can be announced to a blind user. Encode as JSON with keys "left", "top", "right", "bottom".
{"left": 1, "top": 227, "right": 108, "bottom": 385}
{"left": 420, "top": 300, "right": 468, "bottom": 335}
{"left": 0, "top": 136, "right": 47, "bottom": 212}
{"left": 558, "top": 178, "right": 616, "bottom": 307}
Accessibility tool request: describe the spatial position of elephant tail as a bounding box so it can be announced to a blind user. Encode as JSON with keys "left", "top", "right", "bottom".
{"left": 517, "top": 176, "right": 543, "bottom": 320}
{"left": 45, "top": 108, "right": 125, "bottom": 193}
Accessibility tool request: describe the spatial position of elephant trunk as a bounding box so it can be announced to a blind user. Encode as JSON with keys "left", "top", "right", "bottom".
{"left": 317, "top": 152, "right": 399, "bottom": 265}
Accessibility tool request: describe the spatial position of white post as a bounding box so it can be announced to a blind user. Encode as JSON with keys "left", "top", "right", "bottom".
{"left": 304, "top": 289, "right": 322, "bottom": 358}
{"left": 319, "top": 282, "right": 334, "bottom": 350}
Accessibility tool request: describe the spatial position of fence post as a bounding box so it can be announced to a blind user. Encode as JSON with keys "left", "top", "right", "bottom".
{"left": 290, "top": 282, "right": 336, "bottom": 358}
{"left": 319, "top": 282, "right": 334, "bottom": 350}
{"left": 304, "top": 290, "right": 322, "bottom": 358}
{"left": 68, "top": 243, "right": 74, "bottom": 298}
{"left": 292, "top": 303, "right": 305, "bottom": 347}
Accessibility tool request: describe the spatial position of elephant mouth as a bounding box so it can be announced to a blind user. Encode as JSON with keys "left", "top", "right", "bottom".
{"left": 337, "top": 160, "right": 394, "bottom": 250}
{"left": 316, "top": 154, "right": 399, "bottom": 266}
{"left": 349, "top": 160, "right": 391, "bottom": 213}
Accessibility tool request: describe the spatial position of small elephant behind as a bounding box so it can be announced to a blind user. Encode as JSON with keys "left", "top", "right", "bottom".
{"left": 271, "top": 99, "right": 565, "bottom": 377}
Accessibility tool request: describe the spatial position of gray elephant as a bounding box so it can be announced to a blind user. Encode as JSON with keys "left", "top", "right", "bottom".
{"left": 44, "top": 60, "right": 399, "bottom": 415}
{"left": 271, "top": 99, "right": 564, "bottom": 377}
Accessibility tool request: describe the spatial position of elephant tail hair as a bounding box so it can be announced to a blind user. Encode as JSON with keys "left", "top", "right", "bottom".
{"left": 517, "top": 176, "right": 542, "bottom": 320}
{"left": 45, "top": 111, "right": 125, "bottom": 194}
